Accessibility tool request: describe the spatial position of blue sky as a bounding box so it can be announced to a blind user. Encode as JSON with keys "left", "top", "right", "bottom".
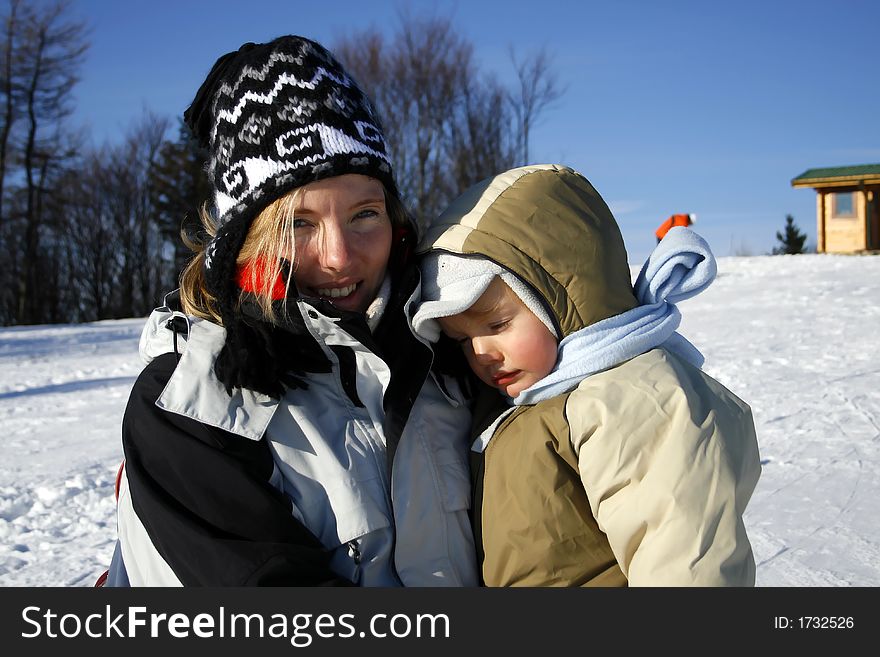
{"left": 58, "top": 0, "right": 880, "bottom": 264}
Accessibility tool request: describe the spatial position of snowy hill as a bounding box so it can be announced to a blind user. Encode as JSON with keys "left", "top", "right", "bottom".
{"left": 1, "top": 253, "right": 879, "bottom": 586}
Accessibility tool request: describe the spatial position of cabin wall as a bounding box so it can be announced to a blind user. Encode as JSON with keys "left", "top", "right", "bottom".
{"left": 821, "top": 188, "right": 867, "bottom": 253}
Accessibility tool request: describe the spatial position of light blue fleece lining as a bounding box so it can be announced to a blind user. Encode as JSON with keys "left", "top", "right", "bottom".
{"left": 514, "top": 226, "right": 717, "bottom": 406}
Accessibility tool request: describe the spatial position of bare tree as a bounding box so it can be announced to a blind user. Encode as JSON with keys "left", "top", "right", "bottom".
{"left": 447, "top": 76, "right": 516, "bottom": 195}
{"left": 11, "top": 0, "right": 88, "bottom": 323}
{"left": 334, "top": 16, "right": 479, "bottom": 230}
{"left": 55, "top": 150, "right": 117, "bottom": 320}
{"left": 0, "top": 0, "right": 24, "bottom": 230}
{"left": 95, "top": 112, "right": 170, "bottom": 317}
{"left": 509, "top": 45, "right": 566, "bottom": 164}
{"left": 56, "top": 113, "right": 170, "bottom": 323}
{"left": 334, "top": 15, "right": 565, "bottom": 232}
{"left": 128, "top": 112, "right": 170, "bottom": 315}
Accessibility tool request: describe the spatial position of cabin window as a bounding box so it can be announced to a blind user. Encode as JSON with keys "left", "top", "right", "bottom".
{"left": 832, "top": 192, "right": 856, "bottom": 218}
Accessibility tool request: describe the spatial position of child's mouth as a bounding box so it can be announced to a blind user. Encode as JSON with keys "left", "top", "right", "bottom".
{"left": 492, "top": 370, "right": 520, "bottom": 387}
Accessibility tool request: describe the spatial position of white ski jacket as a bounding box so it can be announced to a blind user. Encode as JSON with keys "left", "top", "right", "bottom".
{"left": 111, "top": 281, "right": 478, "bottom": 587}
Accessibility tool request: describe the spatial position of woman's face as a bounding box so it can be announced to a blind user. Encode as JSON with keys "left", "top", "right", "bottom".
{"left": 291, "top": 174, "right": 393, "bottom": 314}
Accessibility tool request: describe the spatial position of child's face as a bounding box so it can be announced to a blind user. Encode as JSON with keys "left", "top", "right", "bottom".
{"left": 438, "top": 277, "right": 558, "bottom": 398}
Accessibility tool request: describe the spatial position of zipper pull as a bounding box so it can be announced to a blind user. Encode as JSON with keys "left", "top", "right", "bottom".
{"left": 347, "top": 540, "right": 362, "bottom": 564}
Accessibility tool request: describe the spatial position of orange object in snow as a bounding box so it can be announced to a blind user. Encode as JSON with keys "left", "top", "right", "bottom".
{"left": 655, "top": 214, "right": 693, "bottom": 241}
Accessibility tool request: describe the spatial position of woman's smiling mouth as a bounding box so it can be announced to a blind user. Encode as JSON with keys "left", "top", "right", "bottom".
{"left": 315, "top": 282, "right": 357, "bottom": 299}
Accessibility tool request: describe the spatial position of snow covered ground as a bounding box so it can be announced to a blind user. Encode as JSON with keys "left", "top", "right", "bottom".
{"left": 1, "top": 253, "right": 878, "bottom": 587}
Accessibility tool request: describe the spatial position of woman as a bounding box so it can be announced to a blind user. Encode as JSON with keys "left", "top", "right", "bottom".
{"left": 104, "top": 35, "right": 478, "bottom": 586}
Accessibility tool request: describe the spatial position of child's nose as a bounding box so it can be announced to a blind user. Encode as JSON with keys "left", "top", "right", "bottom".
{"left": 471, "top": 336, "right": 501, "bottom": 364}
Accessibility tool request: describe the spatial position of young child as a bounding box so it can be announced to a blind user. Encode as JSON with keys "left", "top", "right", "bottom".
{"left": 412, "top": 164, "right": 761, "bottom": 586}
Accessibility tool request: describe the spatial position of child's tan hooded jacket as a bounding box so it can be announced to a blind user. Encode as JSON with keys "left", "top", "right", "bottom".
{"left": 418, "top": 164, "right": 761, "bottom": 586}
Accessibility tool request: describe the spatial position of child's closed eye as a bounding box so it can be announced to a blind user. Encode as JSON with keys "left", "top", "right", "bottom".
{"left": 440, "top": 330, "right": 468, "bottom": 344}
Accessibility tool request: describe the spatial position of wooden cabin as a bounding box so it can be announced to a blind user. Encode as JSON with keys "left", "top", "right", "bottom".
{"left": 791, "top": 164, "right": 880, "bottom": 253}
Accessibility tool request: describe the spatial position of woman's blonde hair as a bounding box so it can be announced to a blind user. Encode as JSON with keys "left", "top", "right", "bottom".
{"left": 179, "top": 184, "right": 410, "bottom": 324}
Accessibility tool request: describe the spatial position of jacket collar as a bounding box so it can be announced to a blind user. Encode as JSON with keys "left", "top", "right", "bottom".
{"left": 138, "top": 269, "right": 435, "bottom": 443}
{"left": 140, "top": 304, "right": 278, "bottom": 441}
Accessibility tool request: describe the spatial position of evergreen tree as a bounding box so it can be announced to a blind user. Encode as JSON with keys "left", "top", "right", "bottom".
{"left": 773, "top": 214, "right": 807, "bottom": 255}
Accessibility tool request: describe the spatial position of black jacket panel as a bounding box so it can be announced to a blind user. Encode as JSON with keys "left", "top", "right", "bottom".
{"left": 122, "top": 352, "right": 352, "bottom": 586}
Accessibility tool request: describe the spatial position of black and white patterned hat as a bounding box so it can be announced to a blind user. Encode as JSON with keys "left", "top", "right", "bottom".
{"left": 182, "top": 35, "right": 399, "bottom": 395}
{"left": 185, "top": 35, "right": 397, "bottom": 299}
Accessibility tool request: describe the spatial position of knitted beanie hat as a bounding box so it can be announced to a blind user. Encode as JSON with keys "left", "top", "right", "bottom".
{"left": 182, "top": 35, "right": 399, "bottom": 396}
{"left": 412, "top": 252, "right": 558, "bottom": 343}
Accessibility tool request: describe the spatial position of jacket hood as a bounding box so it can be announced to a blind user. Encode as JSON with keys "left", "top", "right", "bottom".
{"left": 417, "top": 164, "right": 637, "bottom": 338}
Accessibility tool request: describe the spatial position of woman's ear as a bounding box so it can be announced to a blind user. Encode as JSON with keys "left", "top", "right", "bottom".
{"left": 388, "top": 223, "right": 416, "bottom": 275}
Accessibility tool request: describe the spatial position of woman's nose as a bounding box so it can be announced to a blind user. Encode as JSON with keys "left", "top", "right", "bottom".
{"left": 318, "top": 223, "right": 352, "bottom": 271}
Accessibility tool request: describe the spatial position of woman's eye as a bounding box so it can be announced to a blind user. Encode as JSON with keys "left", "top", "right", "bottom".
{"left": 353, "top": 208, "right": 380, "bottom": 221}
{"left": 489, "top": 320, "right": 510, "bottom": 331}
{"left": 292, "top": 218, "right": 311, "bottom": 229}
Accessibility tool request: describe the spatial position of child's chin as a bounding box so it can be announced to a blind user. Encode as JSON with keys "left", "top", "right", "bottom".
{"left": 485, "top": 376, "right": 525, "bottom": 398}
{"left": 498, "top": 384, "right": 519, "bottom": 398}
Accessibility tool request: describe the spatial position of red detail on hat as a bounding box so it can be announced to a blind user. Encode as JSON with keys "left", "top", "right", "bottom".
{"left": 237, "top": 258, "right": 287, "bottom": 300}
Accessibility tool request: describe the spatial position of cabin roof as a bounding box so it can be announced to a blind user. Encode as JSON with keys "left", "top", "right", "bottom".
{"left": 792, "top": 164, "right": 880, "bottom": 188}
